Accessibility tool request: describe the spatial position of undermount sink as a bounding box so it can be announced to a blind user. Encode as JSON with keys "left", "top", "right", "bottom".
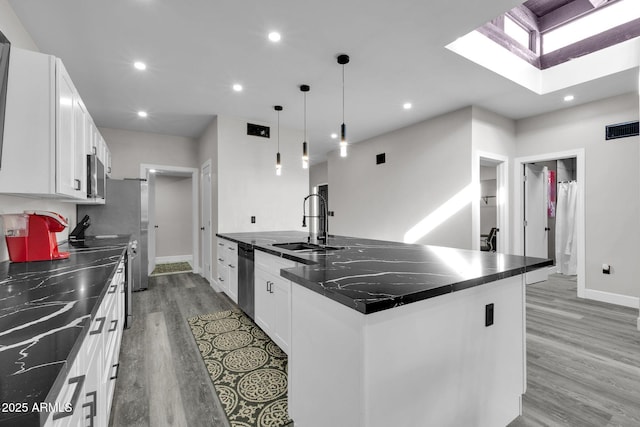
{"left": 271, "top": 242, "right": 344, "bottom": 253}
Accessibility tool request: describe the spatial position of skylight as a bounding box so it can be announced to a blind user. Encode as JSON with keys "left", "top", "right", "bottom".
{"left": 504, "top": 16, "right": 531, "bottom": 49}
{"left": 543, "top": 0, "right": 640, "bottom": 53}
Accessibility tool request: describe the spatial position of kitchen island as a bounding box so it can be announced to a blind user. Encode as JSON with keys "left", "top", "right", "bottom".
{"left": 217, "top": 231, "right": 552, "bottom": 427}
{"left": 0, "top": 236, "right": 130, "bottom": 427}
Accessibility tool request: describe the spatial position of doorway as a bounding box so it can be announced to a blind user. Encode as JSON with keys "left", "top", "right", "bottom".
{"left": 514, "top": 150, "right": 585, "bottom": 295}
{"left": 473, "top": 152, "right": 509, "bottom": 253}
{"left": 140, "top": 164, "right": 200, "bottom": 276}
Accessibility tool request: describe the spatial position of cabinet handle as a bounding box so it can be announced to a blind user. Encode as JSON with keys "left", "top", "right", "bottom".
{"left": 228, "top": 264, "right": 235, "bottom": 269}
{"left": 108, "top": 166, "right": 112, "bottom": 173}
{"left": 228, "top": 247, "right": 235, "bottom": 251}
{"left": 219, "top": 277, "right": 224, "bottom": 282}
{"left": 108, "top": 284, "right": 117, "bottom": 294}
{"left": 117, "top": 268, "right": 124, "bottom": 273}
{"left": 74, "top": 179, "right": 81, "bottom": 190}
{"left": 81, "top": 390, "right": 97, "bottom": 427}
{"left": 267, "top": 281, "right": 274, "bottom": 293}
{"left": 218, "top": 258, "right": 224, "bottom": 262}
{"left": 110, "top": 363, "right": 120, "bottom": 380}
{"left": 108, "top": 319, "right": 118, "bottom": 332}
{"left": 218, "top": 242, "right": 224, "bottom": 246}
{"left": 93, "top": 146, "right": 97, "bottom": 155}
{"left": 52, "top": 374, "right": 85, "bottom": 420}
{"left": 90, "top": 317, "right": 106, "bottom": 335}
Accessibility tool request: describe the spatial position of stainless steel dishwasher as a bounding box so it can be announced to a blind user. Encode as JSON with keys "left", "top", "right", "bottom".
{"left": 237, "top": 244, "right": 255, "bottom": 319}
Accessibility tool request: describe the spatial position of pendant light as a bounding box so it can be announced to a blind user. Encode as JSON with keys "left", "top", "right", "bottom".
{"left": 274, "top": 105, "right": 283, "bottom": 176}
{"left": 300, "top": 84, "right": 310, "bottom": 169}
{"left": 337, "top": 54, "right": 350, "bottom": 158}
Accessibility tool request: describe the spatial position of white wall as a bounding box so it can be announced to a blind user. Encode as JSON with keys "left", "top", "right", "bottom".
{"left": 0, "top": 0, "right": 75, "bottom": 262}
{"left": 100, "top": 127, "right": 199, "bottom": 178}
{"left": 328, "top": 107, "right": 473, "bottom": 248}
{"left": 216, "top": 115, "right": 309, "bottom": 233}
{"left": 516, "top": 93, "right": 640, "bottom": 299}
{"left": 154, "top": 175, "right": 193, "bottom": 259}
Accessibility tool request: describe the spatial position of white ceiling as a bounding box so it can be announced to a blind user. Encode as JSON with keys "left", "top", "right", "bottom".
{"left": 9, "top": 0, "right": 639, "bottom": 163}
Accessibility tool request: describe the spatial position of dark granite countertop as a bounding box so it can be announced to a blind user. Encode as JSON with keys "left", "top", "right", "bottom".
{"left": 0, "top": 236, "right": 129, "bottom": 426}
{"left": 217, "top": 231, "right": 552, "bottom": 314}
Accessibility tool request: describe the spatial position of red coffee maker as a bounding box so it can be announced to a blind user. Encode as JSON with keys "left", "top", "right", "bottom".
{"left": 1, "top": 211, "right": 70, "bottom": 262}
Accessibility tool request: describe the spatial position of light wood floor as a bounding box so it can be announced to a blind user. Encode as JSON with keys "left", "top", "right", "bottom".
{"left": 109, "top": 273, "right": 234, "bottom": 427}
{"left": 510, "top": 274, "right": 640, "bottom": 427}
{"left": 109, "top": 273, "right": 640, "bottom": 427}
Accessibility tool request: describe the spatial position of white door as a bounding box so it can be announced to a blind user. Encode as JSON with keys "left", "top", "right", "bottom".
{"left": 524, "top": 163, "right": 549, "bottom": 284}
{"left": 148, "top": 171, "right": 157, "bottom": 275}
{"left": 201, "top": 163, "right": 212, "bottom": 283}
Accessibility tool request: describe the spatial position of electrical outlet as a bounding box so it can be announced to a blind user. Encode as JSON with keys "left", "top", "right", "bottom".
{"left": 485, "top": 303, "right": 494, "bottom": 327}
{"left": 251, "top": 216, "right": 256, "bottom": 224}
{"left": 602, "top": 263, "right": 611, "bottom": 274}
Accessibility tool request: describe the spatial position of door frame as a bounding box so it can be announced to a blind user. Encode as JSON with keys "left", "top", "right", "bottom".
{"left": 472, "top": 151, "right": 509, "bottom": 253}
{"left": 513, "top": 149, "right": 585, "bottom": 297}
{"left": 140, "top": 163, "right": 200, "bottom": 275}
{"left": 200, "top": 159, "right": 213, "bottom": 283}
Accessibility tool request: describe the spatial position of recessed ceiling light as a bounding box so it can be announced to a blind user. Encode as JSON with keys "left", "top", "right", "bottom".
{"left": 268, "top": 31, "right": 281, "bottom": 42}
{"left": 149, "top": 169, "right": 156, "bottom": 173}
{"left": 403, "top": 102, "right": 412, "bottom": 110}
{"left": 330, "top": 133, "right": 338, "bottom": 139}
{"left": 138, "top": 111, "right": 148, "bottom": 118}
{"left": 232, "top": 83, "right": 243, "bottom": 92}
{"left": 564, "top": 95, "right": 575, "bottom": 102}
{"left": 134, "top": 61, "right": 146, "bottom": 71}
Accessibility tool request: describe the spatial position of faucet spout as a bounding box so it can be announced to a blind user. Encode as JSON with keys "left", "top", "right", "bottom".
{"left": 302, "top": 193, "right": 328, "bottom": 244}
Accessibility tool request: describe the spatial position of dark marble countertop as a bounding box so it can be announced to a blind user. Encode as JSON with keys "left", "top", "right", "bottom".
{"left": 217, "top": 231, "right": 552, "bottom": 314}
{"left": 0, "top": 236, "right": 129, "bottom": 426}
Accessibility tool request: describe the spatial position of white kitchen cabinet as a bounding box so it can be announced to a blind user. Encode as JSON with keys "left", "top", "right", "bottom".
{"left": 216, "top": 238, "right": 238, "bottom": 303}
{"left": 254, "top": 251, "right": 295, "bottom": 354}
{"left": 0, "top": 47, "right": 107, "bottom": 201}
{"left": 44, "top": 259, "right": 125, "bottom": 427}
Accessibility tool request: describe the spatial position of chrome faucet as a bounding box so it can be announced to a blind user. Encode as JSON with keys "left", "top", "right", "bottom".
{"left": 302, "top": 193, "right": 328, "bottom": 245}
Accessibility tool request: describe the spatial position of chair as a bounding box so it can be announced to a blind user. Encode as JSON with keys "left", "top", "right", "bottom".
{"left": 481, "top": 227, "right": 498, "bottom": 252}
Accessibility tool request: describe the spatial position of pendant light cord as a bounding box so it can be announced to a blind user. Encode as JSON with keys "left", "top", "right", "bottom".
{"left": 342, "top": 65, "right": 345, "bottom": 123}
{"left": 277, "top": 110, "right": 280, "bottom": 151}
{"left": 304, "top": 92, "right": 307, "bottom": 141}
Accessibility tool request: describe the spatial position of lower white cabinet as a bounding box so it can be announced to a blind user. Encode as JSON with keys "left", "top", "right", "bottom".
{"left": 216, "top": 237, "right": 238, "bottom": 303}
{"left": 44, "top": 259, "right": 125, "bottom": 427}
{"left": 254, "top": 251, "right": 296, "bottom": 355}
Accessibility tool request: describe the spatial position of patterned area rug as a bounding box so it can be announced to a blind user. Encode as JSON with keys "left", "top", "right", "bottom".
{"left": 151, "top": 262, "right": 192, "bottom": 276}
{"left": 187, "top": 310, "right": 291, "bottom": 427}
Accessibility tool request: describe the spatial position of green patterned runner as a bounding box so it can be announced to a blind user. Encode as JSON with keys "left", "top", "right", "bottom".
{"left": 188, "top": 310, "right": 291, "bottom": 427}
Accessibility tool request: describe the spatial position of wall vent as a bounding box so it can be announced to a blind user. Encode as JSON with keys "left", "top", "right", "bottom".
{"left": 247, "top": 123, "right": 270, "bottom": 138}
{"left": 376, "top": 153, "right": 386, "bottom": 164}
{"left": 605, "top": 121, "right": 638, "bottom": 140}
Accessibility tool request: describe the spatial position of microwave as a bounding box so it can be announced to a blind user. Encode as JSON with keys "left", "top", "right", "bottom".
{"left": 87, "top": 154, "right": 105, "bottom": 200}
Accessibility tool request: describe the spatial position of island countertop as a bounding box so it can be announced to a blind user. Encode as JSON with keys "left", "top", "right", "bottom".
{"left": 216, "top": 231, "right": 552, "bottom": 314}
{"left": 0, "top": 236, "right": 129, "bottom": 426}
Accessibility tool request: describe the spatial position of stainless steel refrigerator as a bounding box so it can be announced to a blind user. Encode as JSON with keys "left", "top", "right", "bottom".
{"left": 78, "top": 178, "right": 149, "bottom": 295}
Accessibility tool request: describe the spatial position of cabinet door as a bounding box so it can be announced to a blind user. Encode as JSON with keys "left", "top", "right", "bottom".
{"left": 254, "top": 268, "right": 274, "bottom": 333}
{"left": 55, "top": 62, "right": 78, "bottom": 198}
{"left": 272, "top": 278, "right": 291, "bottom": 355}
{"left": 72, "top": 98, "right": 87, "bottom": 198}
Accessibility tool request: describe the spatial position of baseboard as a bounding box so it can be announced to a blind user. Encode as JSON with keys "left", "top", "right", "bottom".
{"left": 583, "top": 289, "right": 639, "bottom": 309}
{"left": 155, "top": 255, "right": 193, "bottom": 265}
{"left": 637, "top": 317, "right": 640, "bottom": 331}
{"left": 210, "top": 281, "right": 222, "bottom": 293}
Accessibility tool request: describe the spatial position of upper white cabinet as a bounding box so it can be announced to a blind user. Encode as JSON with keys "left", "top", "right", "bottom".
{"left": 0, "top": 47, "right": 108, "bottom": 200}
